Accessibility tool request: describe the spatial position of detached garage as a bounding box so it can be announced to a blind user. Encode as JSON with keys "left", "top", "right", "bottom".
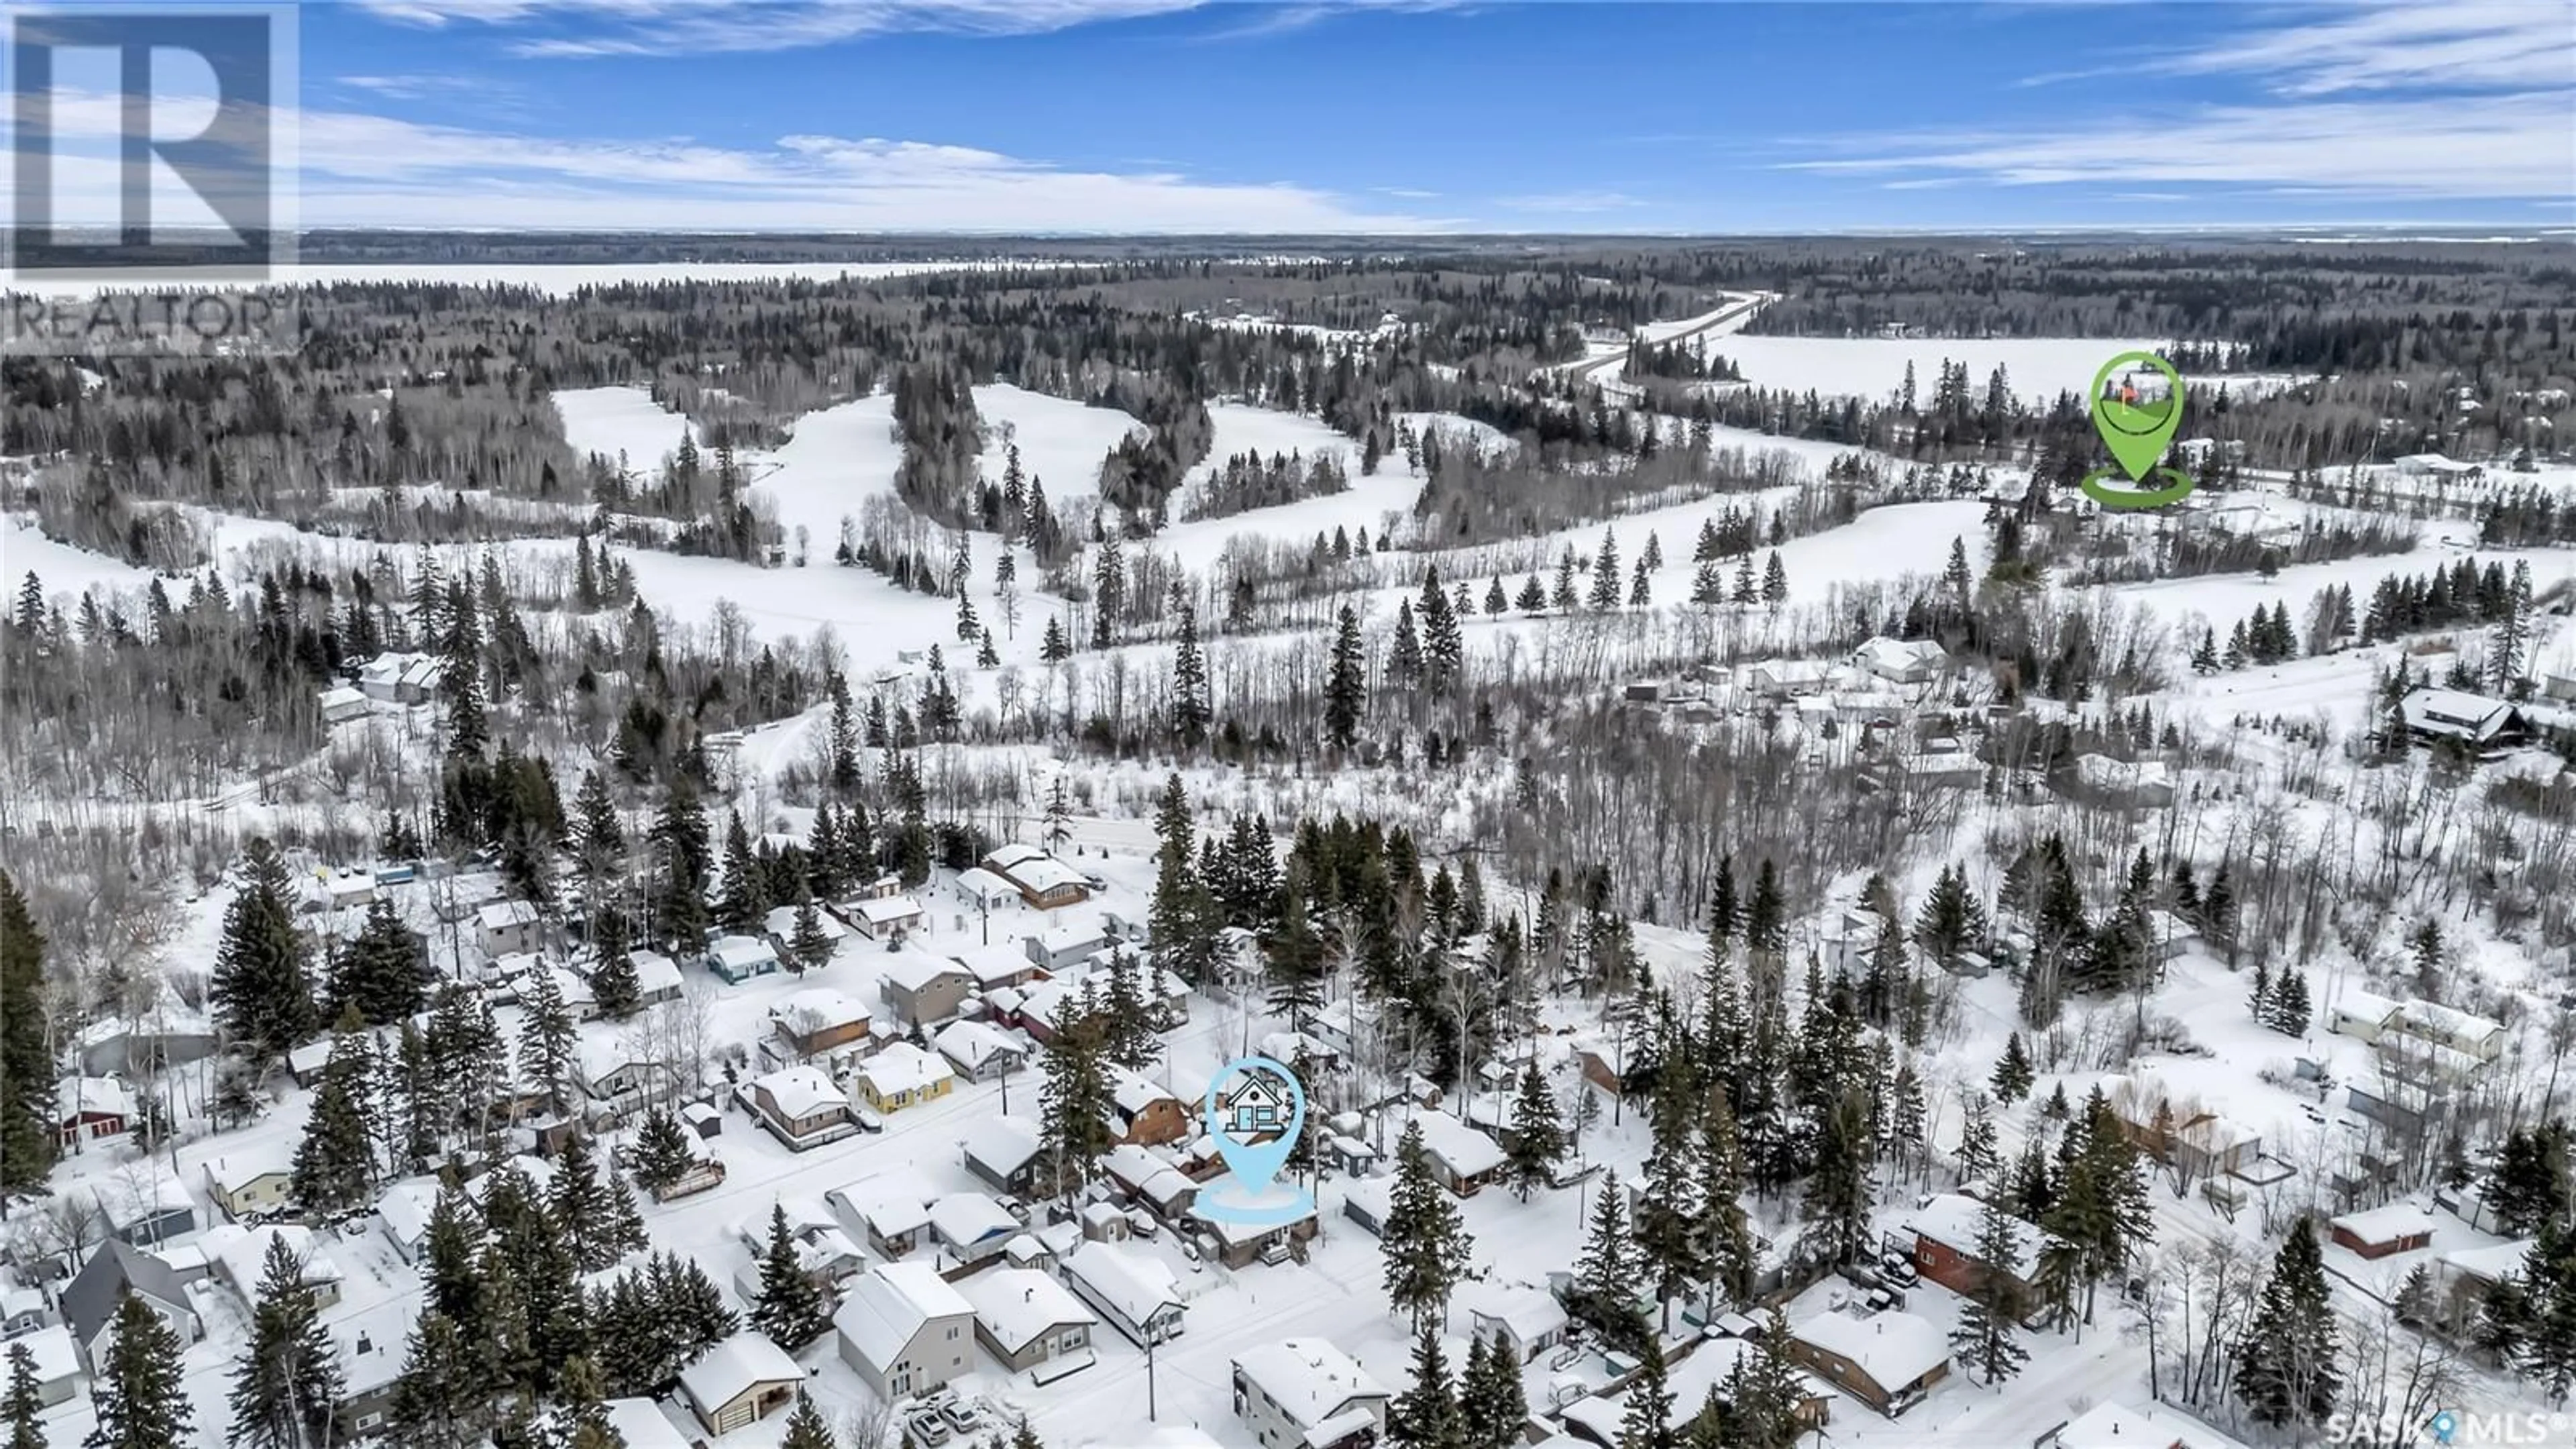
{"left": 678, "top": 1331, "right": 804, "bottom": 1436}
{"left": 2330, "top": 1203, "right": 2438, "bottom": 1260}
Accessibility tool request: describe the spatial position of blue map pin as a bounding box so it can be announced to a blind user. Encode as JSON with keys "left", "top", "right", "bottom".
{"left": 1197, "top": 1055, "right": 1313, "bottom": 1225}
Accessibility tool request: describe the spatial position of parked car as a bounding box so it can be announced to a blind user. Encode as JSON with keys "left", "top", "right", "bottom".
{"left": 936, "top": 1399, "right": 981, "bottom": 1436}
{"left": 904, "top": 1409, "right": 951, "bottom": 1448}
{"left": 852, "top": 1104, "right": 885, "bottom": 1134}
{"left": 1258, "top": 1238, "right": 1293, "bottom": 1267}
{"left": 1878, "top": 1251, "right": 1919, "bottom": 1286}
{"left": 1126, "top": 1210, "right": 1159, "bottom": 1240}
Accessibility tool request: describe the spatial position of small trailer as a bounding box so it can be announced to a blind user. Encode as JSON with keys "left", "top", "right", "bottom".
{"left": 653, "top": 1159, "right": 727, "bottom": 1203}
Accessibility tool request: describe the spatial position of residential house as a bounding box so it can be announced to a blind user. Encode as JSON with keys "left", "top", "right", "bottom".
{"left": 934, "top": 1019, "right": 1029, "bottom": 1083}
{"left": 2398, "top": 688, "right": 2531, "bottom": 752}
{"left": 2394, "top": 453, "right": 2483, "bottom": 481}
{"left": 2144, "top": 910, "right": 2201, "bottom": 964}
{"left": 204, "top": 1151, "right": 295, "bottom": 1222}
{"left": 1786, "top": 1309, "right": 1949, "bottom": 1417}
{"left": 578, "top": 1036, "right": 673, "bottom": 1120}
{"left": 749, "top": 1065, "right": 859, "bottom": 1151}
{"left": 1231, "top": 1340, "right": 1391, "bottom": 1449}
{"left": 476, "top": 899, "right": 544, "bottom": 958}
{"left": 1903, "top": 1193, "right": 2048, "bottom": 1311}
{"left": 1188, "top": 1177, "right": 1320, "bottom": 1269}
{"left": 961, "top": 1115, "right": 1052, "bottom": 1197}
{"left": 842, "top": 894, "right": 925, "bottom": 943}
{"left": 1340, "top": 1176, "right": 1393, "bottom": 1238}
{"left": 2039, "top": 1400, "right": 2253, "bottom": 1449}
{"left": 1457, "top": 1281, "right": 1570, "bottom": 1366}
{"left": 929, "top": 1192, "right": 1020, "bottom": 1268}
{"left": 835, "top": 1262, "right": 976, "bottom": 1401}
{"left": 1104, "top": 1144, "right": 1199, "bottom": 1222}
{"left": 61, "top": 1242, "right": 200, "bottom": 1371}
{"left": 356, "top": 651, "right": 439, "bottom": 704}
{"left": 678, "top": 1331, "right": 804, "bottom": 1437}
{"left": 824, "top": 1187, "right": 929, "bottom": 1261}
{"left": 982, "top": 844, "right": 1091, "bottom": 910}
{"left": 315, "top": 678, "right": 364, "bottom": 724}
{"left": 2329, "top": 989, "right": 2405, "bottom": 1044}
{"left": 2394, "top": 999, "right": 2509, "bottom": 1063}
{"left": 329, "top": 1299, "right": 417, "bottom": 1438}
{"left": 1, "top": 1285, "right": 56, "bottom": 1339}
{"left": 2330, "top": 1203, "right": 2439, "bottom": 1260}
{"left": 956, "top": 943, "right": 1042, "bottom": 993}
{"left": 880, "top": 952, "right": 977, "bottom": 1028}
{"left": 7, "top": 1326, "right": 78, "bottom": 1407}
{"left": 1063, "top": 1242, "right": 1185, "bottom": 1348}
{"left": 1026, "top": 924, "right": 1112, "bottom": 975}
{"left": 1850, "top": 637, "right": 1947, "bottom": 686}
{"left": 766, "top": 987, "right": 873, "bottom": 1065}
{"left": 89, "top": 1175, "right": 198, "bottom": 1248}
{"left": 604, "top": 1400, "right": 696, "bottom": 1449}
{"left": 1562, "top": 1336, "right": 1829, "bottom": 1449}
{"left": 56, "top": 1075, "right": 134, "bottom": 1145}
{"left": 77, "top": 1014, "right": 217, "bottom": 1079}
{"left": 954, "top": 867, "right": 1022, "bottom": 913}
{"left": 1412, "top": 1110, "right": 1507, "bottom": 1197}
{"left": 543, "top": 967, "right": 599, "bottom": 1022}
{"left": 961, "top": 1268, "right": 1098, "bottom": 1378}
{"left": 626, "top": 950, "right": 685, "bottom": 1008}
{"left": 705, "top": 934, "right": 782, "bottom": 984}
{"left": 855, "top": 1042, "right": 955, "bottom": 1114}
{"left": 764, "top": 903, "right": 849, "bottom": 961}
{"left": 375, "top": 1177, "right": 441, "bottom": 1263}
{"left": 2068, "top": 753, "right": 2176, "bottom": 809}
{"left": 1747, "top": 659, "right": 1833, "bottom": 698}
{"left": 1112, "top": 1072, "right": 1190, "bottom": 1147}
{"left": 209, "top": 1225, "right": 341, "bottom": 1311}
{"left": 2106, "top": 1080, "right": 2263, "bottom": 1181}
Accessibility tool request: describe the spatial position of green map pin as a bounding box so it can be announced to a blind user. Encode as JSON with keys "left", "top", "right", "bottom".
{"left": 2090, "top": 351, "right": 2184, "bottom": 481}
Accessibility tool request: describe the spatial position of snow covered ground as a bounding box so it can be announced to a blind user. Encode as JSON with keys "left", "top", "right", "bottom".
{"left": 4, "top": 259, "right": 1066, "bottom": 299}
{"left": 1709, "top": 335, "right": 2162, "bottom": 407}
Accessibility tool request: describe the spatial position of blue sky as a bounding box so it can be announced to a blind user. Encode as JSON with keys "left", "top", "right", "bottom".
{"left": 231, "top": 1, "right": 2576, "bottom": 231}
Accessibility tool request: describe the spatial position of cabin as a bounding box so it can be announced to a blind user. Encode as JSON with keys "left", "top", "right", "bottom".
{"left": 1063, "top": 1242, "right": 1186, "bottom": 1348}
{"left": 677, "top": 1331, "right": 804, "bottom": 1437}
{"left": 56, "top": 1075, "right": 134, "bottom": 1145}
{"left": 961, "top": 1267, "right": 1098, "bottom": 1379}
{"left": 578, "top": 1036, "right": 674, "bottom": 1120}
{"left": 1786, "top": 1309, "right": 1949, "bottom": 1418}
{"left": 934, "top": 1019, "right": 1029, "bottom": 1083}
{"left": 476, "top": 899, "right": 544, "bottom": 958}
{"left": 763, "top": 903, "right": 849, "bottom": 963}
{"left": 319, "top": 682, "right": 367, "bottom": 722}
{"left": 2106, "top": 1080, "right": 2263, "bottom": 1181}
{"left": 624, "top": 950, "right": 685, "bottom": 1008}
{"left": 854, "top": 1042, "right": 955, "bottom": 1114}
{"left": 704, "top": 934, "right": 782, "bottom": 984}
{"left": 2394, "top": 452, "right": 2483, "bottom": 481}
{"left": 2, "top": 1285, "right": 57, "bottom": 1339}
{"left": 2330, "top": 1203, "right": 2438, "bottom": 1260}
{"left": 2392, "top": 999, "right": 2508, "bottom": 1063}
{"left": 835, "top": 1262, "right": 976, "bottom": 1401}
{"left": 1232, "top": 1340, "right": 1390, "bottom": 1449}
{"left": 961, "top": 1115, "right": 1052, "bottom": 1197}
{"left": 89, "top": 1175, "right": 198, "bottom": 1248}
{"left": 2398, "top": 689, "right": 2530, "bottom": 753}
{"left": 2330, "top": 989, "right": 2404, "bottom": 1044}
{"left": 1903, "top": 1193, "right": 2047, "bottom": 1311}
{"left": 1412, "top": 1110, "right": 1507, "bottom": 1197}
{"left": 356, "top": 651, "right": 440, "bottom": 704}
{"left": 881, "top": 953, "right": 977, "bottom": 1028}
{"left": 841, "top": 894, "right": 925, "bottom": 943}
{"left": 748, "top": 1065, "right": 858, "bottom": 1151}
{"left": 982, "top": 844, "right": 1092, "bottom": 910}
{"left": 2067, "top": 753, "right": 2176, "bottom": 809}
{"left": 825, "top": 1188, "right": 930, "bottom": 1261}
{"left": 954, "top": 867, "right": 1022, "bottom": 913}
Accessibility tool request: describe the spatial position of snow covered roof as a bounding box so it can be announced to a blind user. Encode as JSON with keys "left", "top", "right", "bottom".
{"left": 2441, "top": 1238, "right": 2534, "bottom": 1285}
{"left": 329, "top": 1299, "right": 419, "bottom": 1397}
{"left": 205, "top": 1147, "right": 293, "bottom": 1193}
{"left": 58, "top": 1074, "right": 134, "bottom": 1120}
{"left": 765, "top": 904, "right": 849, "bottom": 941}
{"left": 753, "top": 1065, "right": 845, "bottom": 1121}
{"left": 12, "top": 1326, "right": 75, "bottom": 1386}
{"left": 1562, "top": 1338, "right": 1758, "bottom": 1448}
{"left": 1904, "top": 1193, "right": 2047, "bottom": 1281}
{"left": 677, "top": 1330, "right": 802, "bottom": 1411}
{"left": 629, "top": 951, "right": 682, "bottom": 996}
{"left": 1853, "top": 637, "right": 1945, "bottom": 672}
{"left": 955, "top": 867, "right": 1018, "bottom": 903}
{"left": 954, "top": 943, "right": 1035, "bottom": 985}
{"left": 884, "top": 951, "right": 973, "bottom": 992}
{"left": 2333, "top": 988, "right": 2404, "bottom": 1024}
{"left": 961, "top": 1114, "right": 1046, "bottom": 1177}
{"left": 2330, "top": 1203, "right": 2438, "bottom": 1246}
{"left": 1005, "top": 855, "right": 1087, "bottom": 896}
{"left": 376, "top": 1176, "right": 443, "bottom": 1246}
{"left": 478, "top": 898, "right": 542, "bottom": 931}
{"left": 960, "top": 1267, "right": 1096, "bottom": 1353}
{"left": 852, "top": 896, "right": 924, "bottom": 926}
{"left": 1232, "top": 1340, "right": 1389, "bottom": 1432}
{"left": 2397, "top": 998, "right": 2505, "bottom": 1046}
{"left": 604, "top": 1399, "right": 695, "bottom": 1449}
{"left": 1792, "top": 1309, "right": 1948, "bottom": 1391}
{"left": 2051, "top": 1400, "right": 2251, "bottom": 1449}
{"left": 1411, "top": 1110, "right": 1505, "bottom": 1180}
{"left": 930, "top": 1191, "right": 1018, "bottom": 1248}
{"left": 2074, "top": 753, "right": 2172, "bottom": 792}
{"left": 934, "top": 1018, "right": 1025, "bottom": 1072}
{"left": 2400, "top": 688, "right": 2520, "bottom": 742}
{"left": 770, "top": 987, "right": 870, "bottom": 1033}
{"left": 707, "top": 934, "right": 777, "bottom": 970}
{"left": 1456, "top": 1280, "right": 1568, "bottom": 1344}
{"left": 835, "top": 1262, "right": 973, "bottom": 1371}
{"left": 1064, "top": 1243, "right": 1182, "bottom": 1327}
{"left": 1031, "top": 922, "right": 1110, "bottom": 957}
{"left": 208, "top": 1224, "right": 342, "bottom": 1297}
{"left": 1113, "top": 1070, "right": 1180, "bottom": 1119}
{"left": 983, "top": 843, "right": 1047, "bottom": 872}
{"left": 860, "top": 1042, "right": 954, "bottom": 1097}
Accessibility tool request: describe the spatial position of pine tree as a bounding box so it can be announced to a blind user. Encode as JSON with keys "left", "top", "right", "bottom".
{"left": 1037, "top": 1006, "right": 1118, "bottom": 1200}
{"left": 387, "top": 1312, "right": 478, "bottom": 1448}
{"left": 551, "top": 1130, "right": 644, "bottom": 1273}
{"left": 1388, "top": 1324, "right": 1466, "bottom": 1449}
{"left": 1503, "top": 1061, "right": 1566, "bottom": 1199}
{"left": 0, "top": 874, "right": 55, "bottom": 1195}
{"left": 1957, "top": 1091, "right": 2000, "bottom": 1182}
{"left": 3, "top": 1342, "right": 43, "bottom": 1449}
{"left": 2233, "top": 1222, "right": 2341, "bottom": 1432}
{"left": 1589, "top": 529, "right": 1623, "bottom": 609}
{"left": 1324, "top": 604, "right": 1366, "bottom": 751}
{"left": 1173, "top": 604, "right": 1212, "bottom": 741}
{"left": 1991, "top": 1031, "right": 2035, "bottom": 1103}
{"left": 85, "top": 1293, "right": 195, "bottom": 1449}
{"left": 1383, "top": 1120, "right": 1474, "bottom": 1330}
{"left": 293, "top": 1026, "right": 378, "bottom": 1216}
{"left": 1948, "top": 1201, "right": 2031, "bottom": 1385}
{"left": 753, "top": 1203, "right": 832, "bottom": 1350}
{"left": 1515, "top": 574, "right": 1546, "bottom": 612}
{"left": 1040, "top": 614, "right": 1071, "bottom": 663}
{"left": 213, "top": 839, "right": 320, "bottom": 1061}
{"left": 1572, "top": 1181, "right": 1646, "bottom": 1353}
{"left": 789, "top": 889, "right": 834, "bottom": 973}
{"left": 1553, "top": 550, "right": 1581, "bottom": 611}
{"left": 629, "top": 1107, "right": 698, "bottom": 1197}
{"left": 1390, "top": 599, "right": 1425, "bottom": 688}
{"left": 228, "top": 1232, "right": 344, "bottom": 1449}
{"left": 778, "top": 1393, "right": 838, "bottom": 1449}
{"left": 1616, "top": 1335, "right": 1676, "bottom": 1449}
{"left": 1483, "top": 578, "right": 1509, "bottom": 615}
{"left": 1459, "top": 1330, "right": 1527, "bottom": 1449}
{"left": 1421, "top": 568, "right": 1463, "bottom": 687}
{"left": 1761, "top": 551, "right": 1788, "bottom": 608}
{"left": 1634, "top": 1085, "right": 1707, "bottom": 1328}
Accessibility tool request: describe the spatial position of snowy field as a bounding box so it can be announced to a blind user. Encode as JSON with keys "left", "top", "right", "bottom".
{"left": 1, "top": 259, "right": 1065, "bottom": 299}
{"left": 1710, "top": 335, "right": 2161, "bottom": 407}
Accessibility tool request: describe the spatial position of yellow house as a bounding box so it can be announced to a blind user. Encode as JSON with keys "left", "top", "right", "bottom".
{"left": 205, "top": 1155, "right": 294, "bottom": 1222}
{"left": 855, "top": 1043, "right": 955, "bottom": 1114}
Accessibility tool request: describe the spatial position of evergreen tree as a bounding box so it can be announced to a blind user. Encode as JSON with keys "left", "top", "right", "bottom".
{"left": 590, "top": 932, "right": 641, "bottom": 1021}
{"left": 1589, "top": 529, "right": 1623, "bottom": 610}
{"left": 228, "top": 1232, "right": 344, "bottom": 1449}
{"left": 1040, "top": 614, "right": 1072, "bottom": 663}
{"left": 1615, "top": 1336, "right": 1676, "bottom": 1449}
{"left": 1458, "top": 1331, "right": 1527, "bottom": 1449}
{"left": 1324, "top": 604, "right": 1366, "bottom": 751}
{"left": 1037, "top": 1005, "right": 1118, "bottom": 1199}
{"left": 0, "top": 874, "right": 56, "bottom": 1195}
{"left": 1957, "top": 1091, "right": 2000, "bottom": 1182}
{"left": 1387, "top": 1325, "right": 1466, "bottom": 1449}
{"left": 1761, "top": 551, "right": 1788, "bottom": 607}
{"left": 1633, "top": 1085, "right": 1707, "bottom": 1328}
{"left": 3, "top": 1342, "right": 43, "bottom": 1449}
{"left": 213, "top": 839, "right": 320, "bottom": 1060}
{"left": 1382, "top": 1120, "right": 1474, "bottom": 1330}
{"left": 752, "top": 1203, "right": 833, "bottom": 1350}
{"left": 1948, "top": 1201, "right": 2031, "bottom": 1386}
{"left": 1515, "top": 574, "right": 1546, "bottom": 612}
{"left": 292, "top": 1026, "right": 378, "bottom": 1216}
{"left": 85, "top": 1293, "right": 195, "bottom": 1449}
{"left": 1991, "top": 1031, "right": 2035, "bottom": 1103}
{"left": 1421, "top": 568, "right": 1463, "bottom": 687}
{"left": 551, "top": 1130, "right": 645, "bottom": 1273}
{"left": 386, "top": 1312, "right": 478, "bottom": 1449}
{"left": 630, "top": 1107, "right": 698, "bottom": 1197}
{"left": 1697, "top": 1090, "right": 1756, "bottom": 1311}
{"left": 2234, "top": 1223, "right": 2341, "bottom": 1432}
{"left": 1173, "top": 604, "right": 1212, "bottom": 741}
{"left": 1503, "top": 1061, "right": 1566, "bottom": 1199}
{"left": 779, "top": 1393, "right": 838, "bottom": 1449}
{"left": 519, "top": 963, "right": 578, "bottom": 1112}
{"left": 1483, "top": 578, "right": 1509, "bottom": 615}
{"left": 1571, "top": 1182, "right": 1646, "bottom": 1353}
{"left": 789, "top": 889, "right": 835, "bottom": 973}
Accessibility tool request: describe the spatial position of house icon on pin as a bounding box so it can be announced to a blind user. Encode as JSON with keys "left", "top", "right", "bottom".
{"left": 1224, "top": 1075, "right": 1287, "bottom": 1135}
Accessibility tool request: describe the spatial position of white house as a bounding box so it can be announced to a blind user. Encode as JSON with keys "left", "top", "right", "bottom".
{"left": 1062, "top": 1242, "right": 1185, "bottom": 1347}
{"left": 1850, "top": 637, "right": 1947, "bottom": 686}
{"left": 1232, "top": 1340, "right": 1391, "bottom": 1449}
{"left": 934, "top": 1018, "right": 1029, "bottom": 1083}
{"left": 835, "top": 1262, "right": 976, "bottom": 1401}
{"left": 320, "top": 686, "right": 370, "bottom": 725}
{"left": 928, "top": 1191, "right": 1020, "bottom": 1267}
{"left": 960, "top": 1267, "right": 1098, "bottom": 1378}
{"left": 1457, "top": 1280, "right": 1570, "bottom": 1365}
{"left": 2398, "top": 688, "right": 2530, "bottom": 751}
{"left": 476, "top": 899, "right": 544, "bottom": 958}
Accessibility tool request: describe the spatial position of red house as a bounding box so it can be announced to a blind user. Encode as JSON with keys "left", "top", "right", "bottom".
{"left": 56, "top": 1075, "right": 136, "bottom": 1145}
{"left": 2330, "top": 1204, "right": 2438, "bottom": 1260}
{"left": 1904, "top": 1193, "right": 2048, "bottom": 1309}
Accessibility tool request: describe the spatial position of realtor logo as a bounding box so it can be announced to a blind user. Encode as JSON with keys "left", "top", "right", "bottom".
{"left": 6, "top": 5, "right": 299, "bottom": 353}
{"left": 1222, "top": 1074, "right": 1289, "bottom": 1136}
{"left": 1197, "top": 1056, "right": 1314, "bottom": 1227}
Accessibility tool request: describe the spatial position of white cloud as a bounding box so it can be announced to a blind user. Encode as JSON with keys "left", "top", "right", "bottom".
{"left": 2160, "top": 2, "right": 2575, "bottom": 96}
{"left": 1785, "top": 93, "right": 2572, "bottom": 200}
{"left": 358, "top": 0, "right": 1210, "bottom": 56}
